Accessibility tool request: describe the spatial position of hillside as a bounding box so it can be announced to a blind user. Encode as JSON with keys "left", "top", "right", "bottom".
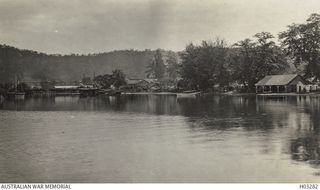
{"left": 0, "top": 44, "right": 178, "bottom": 83}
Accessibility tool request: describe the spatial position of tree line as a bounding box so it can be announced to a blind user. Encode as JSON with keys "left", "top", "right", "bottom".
{"left": 170, "top": 13, "right": 320, "bottom": 92}
{"left": 1, "top": 13, "right": 320, "bottom": 93}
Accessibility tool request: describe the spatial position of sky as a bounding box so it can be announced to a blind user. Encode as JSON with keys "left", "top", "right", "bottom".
{"left": 0, "top": 0, "right": 319, "bottom": 54}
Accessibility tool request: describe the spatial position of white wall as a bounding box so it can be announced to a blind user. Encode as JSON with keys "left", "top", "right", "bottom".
{"left": 296, "top": 81, "right": 310, "bottom": 93}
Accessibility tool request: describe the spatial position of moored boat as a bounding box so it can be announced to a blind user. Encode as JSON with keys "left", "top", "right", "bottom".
{"left": 177, "top": 90, "right": 201, "bottom": 98}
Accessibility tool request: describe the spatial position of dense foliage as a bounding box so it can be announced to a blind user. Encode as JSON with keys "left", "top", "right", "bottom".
{"left": 179, "top": 39, "right": 230, "bottom": 90}
{"left": 231, "top": 32, "right": 288, "bottom": 91}
{"left": 1, "top": 13, "right": 320, "bottom": 93}
{"left": 93, "top": 69, "right": 126, "bottom": 89}
{"left": 279, "top": 13, "right": 320, "bottom": 79}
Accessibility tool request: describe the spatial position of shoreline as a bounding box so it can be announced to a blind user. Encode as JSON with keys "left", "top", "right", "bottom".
{"left": 256, "top": 92, "right": 320, "bottom": 97}
{"left": 3, "top": 91, "right": 320, "bottom": 99}
{"left": 121, "top": 92, "right": 177, "bottom": 95}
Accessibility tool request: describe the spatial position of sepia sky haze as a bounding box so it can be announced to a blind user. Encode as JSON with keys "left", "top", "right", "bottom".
{"left": 0, "top": 0, "right": 319, "bottom": 54}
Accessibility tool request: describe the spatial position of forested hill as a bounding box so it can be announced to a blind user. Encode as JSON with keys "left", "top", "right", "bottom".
{"left": 0, "top": 44, "right": 177, "bottom": 83}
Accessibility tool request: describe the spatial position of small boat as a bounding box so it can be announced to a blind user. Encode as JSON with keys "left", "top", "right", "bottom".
{"left": 177, "top": 90, "right": 201, "bottom": 98}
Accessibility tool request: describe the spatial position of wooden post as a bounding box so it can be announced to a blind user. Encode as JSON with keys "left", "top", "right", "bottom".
{"left": 277, "top": 86, "right": 280, "bottom": 93}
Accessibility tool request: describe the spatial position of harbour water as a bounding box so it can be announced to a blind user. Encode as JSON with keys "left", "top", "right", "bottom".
{"left": 0, "top": 95, "right": 320, "bottom": 182}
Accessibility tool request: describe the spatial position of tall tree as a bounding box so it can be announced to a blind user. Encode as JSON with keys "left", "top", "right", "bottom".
{"left": 166, "top": 53, "right": 180, "bottom": 79}
{"left": 111, "top": 69, "right": 126, "bottom": 88}
{"left": 146, "top": 49, "right": 165, "bottom": 79}
{"left": 232, "top": 32, "right": 287, "bottom": 91}
{"left": 180, "top": 39, "right": 229, "bottom": 90}
{"left": 279, "top": 13, "right": 320, "bottom": 78}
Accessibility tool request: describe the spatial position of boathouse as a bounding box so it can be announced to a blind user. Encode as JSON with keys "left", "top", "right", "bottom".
{"left": 255, "top": 74, "right": 311, "bottom": 93}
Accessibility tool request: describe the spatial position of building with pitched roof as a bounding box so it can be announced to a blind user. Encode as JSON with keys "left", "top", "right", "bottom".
{"left": 255, "top": 74, "right": 315, "bottom": 93}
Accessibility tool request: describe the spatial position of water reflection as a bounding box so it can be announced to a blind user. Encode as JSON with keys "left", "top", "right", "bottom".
{"left": 2, "top": 95, "right": 320, "bottom": 181}
{"left": 291, "top": 136, "right": 320, "bottom": 166}
{"left": 256, "top": 96, "right": 320, "bottom": 171}
{"left": 0, "top": 95, "right": 181, "bottom": 115}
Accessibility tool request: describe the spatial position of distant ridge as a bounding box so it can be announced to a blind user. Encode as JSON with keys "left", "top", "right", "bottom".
{"left": 0, "top": 44, "right": 178, "bottom": 83}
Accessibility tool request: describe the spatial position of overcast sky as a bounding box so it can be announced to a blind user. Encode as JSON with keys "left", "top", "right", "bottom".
{"left": 0, "top": 0, "right": 319, "bottom": 54}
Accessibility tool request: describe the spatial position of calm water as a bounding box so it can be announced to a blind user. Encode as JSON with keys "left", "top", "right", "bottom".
{"left": 1, "top": 95, "right": 320, "bottom": 182}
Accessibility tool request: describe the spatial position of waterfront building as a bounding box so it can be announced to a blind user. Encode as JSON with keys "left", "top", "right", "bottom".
{"left": 255, "top": 74, "right": 317, "bottom": 93}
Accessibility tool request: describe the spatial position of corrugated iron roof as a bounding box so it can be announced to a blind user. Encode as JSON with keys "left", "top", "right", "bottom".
{"left": 255, "top": 74, "right": 298, "bottom": 86}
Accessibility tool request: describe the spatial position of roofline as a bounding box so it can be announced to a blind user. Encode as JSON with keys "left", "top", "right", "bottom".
{"left": 286, "top": 74, "right": 309, "bottom": 85}
{"left": 255, "top": 74, "right": 300, "bottom": 86}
